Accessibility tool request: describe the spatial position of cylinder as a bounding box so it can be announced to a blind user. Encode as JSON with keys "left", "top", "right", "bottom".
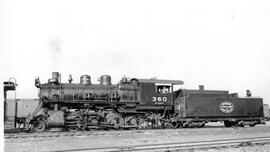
{"left": 100, "top": 75, "right": 112, "bottom": 85}
{"left": 47, "top": 110, "right": 65, "bottom": 127}
{"left": 80, "top": 75, "right": 91, "bottom": 85}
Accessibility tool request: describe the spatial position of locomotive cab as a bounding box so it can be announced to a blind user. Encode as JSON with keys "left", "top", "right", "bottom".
{"left": 135, "top": 79, "right": 184, "bottom": 111}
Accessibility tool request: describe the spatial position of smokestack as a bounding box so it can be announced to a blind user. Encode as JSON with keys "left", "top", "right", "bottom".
{"left": 199, "top": 85, "right": 204, "bottom": 91}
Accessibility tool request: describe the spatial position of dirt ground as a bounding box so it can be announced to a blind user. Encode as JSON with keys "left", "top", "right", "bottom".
{"left": 191, "top": 144, "right": 270, "bottom": 152}
{"left": 5, "top": 122, "right": 270, "bottom": 152}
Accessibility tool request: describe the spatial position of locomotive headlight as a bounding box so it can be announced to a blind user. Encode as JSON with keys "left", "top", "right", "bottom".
{"left": 35, "top": 77, "right": 41, "bottom": 88}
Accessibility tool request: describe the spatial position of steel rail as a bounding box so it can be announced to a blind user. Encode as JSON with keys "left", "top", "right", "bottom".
{"left": 49, "top": 136, "right": 270, "bottom": 152}
{"left": 3, "top": 126, "right": 267, "bottom": 139}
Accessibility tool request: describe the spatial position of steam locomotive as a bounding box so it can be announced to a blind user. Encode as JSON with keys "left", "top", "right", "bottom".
{"left": 4, "top": 72, "right": 264, "bottom": 132}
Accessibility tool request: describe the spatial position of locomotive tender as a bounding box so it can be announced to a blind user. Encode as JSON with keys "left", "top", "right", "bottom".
{"left": 4, "top": 72, "right": 264, "bottom": 132}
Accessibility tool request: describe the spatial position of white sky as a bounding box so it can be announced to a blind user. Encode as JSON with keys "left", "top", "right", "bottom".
{"left": 1, "top": 0, "right": 270, "bottom": 103}
{"left": 1, "top": 1, "right": 270, "bottom": 147}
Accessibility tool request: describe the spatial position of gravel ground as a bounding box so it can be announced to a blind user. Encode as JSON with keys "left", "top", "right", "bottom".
{"left": 5, "top": 123, "right": 270, "bottom": 152}
{"left": 191, "top": 144, "right": 270, "bottom": 152}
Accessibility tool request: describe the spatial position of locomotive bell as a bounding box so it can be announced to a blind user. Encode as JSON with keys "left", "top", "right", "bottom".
{"left": 100, "top": 75, "right": 112, "bottom": 85}
{"left": 80, "top": 75, "right": 91, "bottom": 85}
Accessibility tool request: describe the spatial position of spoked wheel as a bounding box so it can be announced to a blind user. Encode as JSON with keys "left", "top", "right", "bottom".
{"left": 66, "top": 118, "right": 88, "bottom": 131}
{"left": 67, "top": 127, "right": 77, "bottom": 131}
{"left": 129, "top": 117, "right": 138, "bottom": 127}
{"left": 77, "top": 119, "right": 88, "bottom": 130}
{"left": 33, "top": 120, "right": 46, "bottom": 132}
{"left": 89, "top": 118, "right": 98, "bottom": 125}
{"left": 137, "top": 117, "right": 149, "bottom": 129}
{"left": 105, "top": 112, "right": 124, "bottom": 129}
{"left": 87, "top": 118, "right": 99, "bottom": 129}
{"left": 163, "top": 122, "right": 174, "bottom": 129}
{"left": 125, "top": 116, "right": 139, "bottom": 128}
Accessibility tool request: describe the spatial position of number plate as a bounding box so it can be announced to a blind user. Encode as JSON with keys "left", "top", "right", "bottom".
{"left": 152, "top": 97, "right": 168, "bottom": 102}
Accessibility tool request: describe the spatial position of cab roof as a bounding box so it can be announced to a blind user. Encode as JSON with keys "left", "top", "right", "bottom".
{"left": 136, "top": 78, "right": 184, "bottom": 85}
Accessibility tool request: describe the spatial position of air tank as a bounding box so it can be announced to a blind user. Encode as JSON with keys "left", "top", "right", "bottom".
{"left": 80, "top": 75, "right": 91, "bottom": 85}
{"left": 100, "top": 75, "right": 112, "bottom": 85}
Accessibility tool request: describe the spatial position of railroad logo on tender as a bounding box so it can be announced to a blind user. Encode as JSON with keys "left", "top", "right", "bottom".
{"left": 219, "top": 101, "right": 234, "bottom": 113}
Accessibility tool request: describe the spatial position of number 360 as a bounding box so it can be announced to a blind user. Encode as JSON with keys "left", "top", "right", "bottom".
{"left": 152, "top": 97, "right": 167, "bottom": 102}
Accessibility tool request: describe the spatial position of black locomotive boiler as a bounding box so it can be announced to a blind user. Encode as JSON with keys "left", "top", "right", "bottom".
{"left": 4, "top": 72, "right": 264, "bottom": 132}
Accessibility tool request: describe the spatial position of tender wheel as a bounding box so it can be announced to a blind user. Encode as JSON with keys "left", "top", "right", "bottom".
{"left": 249, "top": 124, "right": 256, "bottom": 127}
{"left": 182, "top": 122, "right": 190, "bottom": 128}
{"left": 198, "top": 122, "right": 205, "bottom": 128}
{"left": 224, "top": 121, "right": 232, "bottom": 127}
{"left": 33, "top": 120, "right": 46, "bottom": 132}
{"left": 171, "top": 122, "right": 180, "bottom": 128}
{"left": 238, "top": 124, "right": 245, "bottom": 127}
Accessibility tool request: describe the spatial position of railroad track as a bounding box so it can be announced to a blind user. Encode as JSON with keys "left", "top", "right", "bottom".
{"left": 4, "top": 129, "right": 145, "bottom": 139}
{"left": 4, "top": 126, "right": 268, "bottom": 139}
{"left": 49, "top": 136, "right": 270, "bottom": 152}
{"left": 4, "top": 128, "right": 211, "bottom": 139}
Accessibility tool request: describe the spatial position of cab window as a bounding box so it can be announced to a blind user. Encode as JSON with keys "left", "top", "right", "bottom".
{"left": 156, "top": 85, "right": 171, "bottom": 94}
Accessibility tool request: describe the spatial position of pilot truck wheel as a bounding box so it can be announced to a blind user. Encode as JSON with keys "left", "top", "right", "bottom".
{"left": 33, "top": 120, "right": 46, "bottom": 132}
